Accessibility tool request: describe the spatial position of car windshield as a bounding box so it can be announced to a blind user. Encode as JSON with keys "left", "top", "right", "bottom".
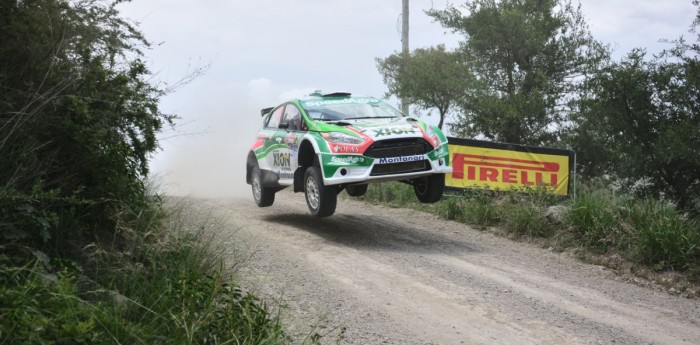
{"left": 301, "top": 98, "right": 404, "bottom": 122}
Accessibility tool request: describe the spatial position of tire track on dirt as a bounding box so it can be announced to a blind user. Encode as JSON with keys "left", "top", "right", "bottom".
{"left": 200, "top": 192, "right": 700, "bottom": 344}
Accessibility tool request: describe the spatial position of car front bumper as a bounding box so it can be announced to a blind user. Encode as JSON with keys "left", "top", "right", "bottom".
{"left": 319, "top": 152, "right": 452, "bottom": 186}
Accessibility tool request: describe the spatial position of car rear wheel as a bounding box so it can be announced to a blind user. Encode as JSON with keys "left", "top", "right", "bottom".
{"left": 414, "top": 174, "right": 444, "bottom": 203}
{"left": 252, "top": 167, "right": 275, "bottom": 207}
{"left": 346, "top": 184, "right": 368, "bottom": 197}
{"left": 304, "top": 166, "right": 337, "bottom": 217}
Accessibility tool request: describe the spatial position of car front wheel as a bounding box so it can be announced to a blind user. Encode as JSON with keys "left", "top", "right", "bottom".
{"left": 414, "top": 174, "right": 444, "bottom": 203}
{"left": 252, "top": 167, "right": 275, "bottom": 207}
{"left": 304, "top": 166, "right": 337, "bottom": 217}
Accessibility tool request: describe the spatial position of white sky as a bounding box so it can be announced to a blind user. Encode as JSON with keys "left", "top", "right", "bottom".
{"left": 116, "top": 0, "right": 698, "bottom": 198}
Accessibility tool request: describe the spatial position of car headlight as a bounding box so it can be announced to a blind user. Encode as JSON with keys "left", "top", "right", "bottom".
{"left": 322, "top": 132, "right": 365, "bottom": 145}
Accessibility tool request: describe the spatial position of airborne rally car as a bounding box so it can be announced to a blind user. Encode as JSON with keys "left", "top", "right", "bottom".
{"left": 246, "top": 91, "right": 452, "bottom": 217}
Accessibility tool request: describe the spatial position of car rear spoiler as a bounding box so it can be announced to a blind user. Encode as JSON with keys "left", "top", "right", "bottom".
{"left": 309, "top": 90, "right": 351, "bottom": 97}
{"left": 260, "top": 107, "right": 273, "bottom": 117}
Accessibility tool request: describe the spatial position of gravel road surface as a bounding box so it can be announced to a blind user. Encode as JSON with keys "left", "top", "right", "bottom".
{"left": 200, "top": 190, "right": 700, "bottom": 345}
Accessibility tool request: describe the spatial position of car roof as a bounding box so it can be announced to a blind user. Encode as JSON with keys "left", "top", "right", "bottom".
{"left": 260, "top": 91, "right": 378, "bottom": 116}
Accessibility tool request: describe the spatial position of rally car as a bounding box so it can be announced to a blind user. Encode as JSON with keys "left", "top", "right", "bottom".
{"left": 246, "top": 91, "right": 452, "bottom": 217}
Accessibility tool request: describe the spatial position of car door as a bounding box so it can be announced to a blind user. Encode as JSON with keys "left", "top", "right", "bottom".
{"left": 277, "top": 103, "right": 305, "bottom": 183}
{"left": 259, "top": 105, "right": 288, "bottom": 178}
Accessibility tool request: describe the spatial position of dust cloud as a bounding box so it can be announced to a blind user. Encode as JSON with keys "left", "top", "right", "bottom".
{"left": 149, "top": 78, "right": 307, "bottom": 199}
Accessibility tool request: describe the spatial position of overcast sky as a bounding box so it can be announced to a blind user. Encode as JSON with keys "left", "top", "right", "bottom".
{"left": 116, "top": 0, "right": 698, "bottom": 198}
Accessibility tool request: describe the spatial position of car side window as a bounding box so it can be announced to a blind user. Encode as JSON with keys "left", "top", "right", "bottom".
{"left": 282, "top": 104, "right": 304, "bottom": 131}
{"left": 265, "top": 106, "right": 285, "bottom": 129}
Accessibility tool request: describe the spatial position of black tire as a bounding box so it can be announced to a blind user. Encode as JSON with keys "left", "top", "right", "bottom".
{"left": 414, "top": 174, "right": 445, "bottom": 203}
{"left": 252, "top": 167, "right": 275, "bottom": 207}
{"left": 304, "top": 166, "right": 337, "bottom": 217}
{"left": 346, "top": 184, "right": 368, "bottom": 197}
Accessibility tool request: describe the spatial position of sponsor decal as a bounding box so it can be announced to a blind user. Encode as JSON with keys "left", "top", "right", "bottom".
{"left": 285, "top": 134, "right": 299, "bottom": 145}
{"left": 333, "top": 144, "right": 361, "bottom": 153}
{"left": 330, "top": 156, "right": 365, "bottom": 164}
{"left": 432, "top": 145, "right": 446, "bottom": 157}
{"left": 273, "top": 152, "right": 291, "bottom": 168}
{"left": 377, "top": 155, "right": 425, "bottom": 164}
{"left": 373, "top": 126, "right": 417, "bottom": 137}
{"left": 446, "top": 141, "right": 573, "bottom": 196}
{"left": 452, "top": 154, "right": 559, "bottom": 185}
{"left": 279, "top": 170, "right": 295, "bottom": 179}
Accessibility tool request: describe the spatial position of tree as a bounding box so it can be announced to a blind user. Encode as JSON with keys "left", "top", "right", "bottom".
{"left": 376, "top": 45, "right": 472, "bottom": 129}
{"left": 568, "top": 4, "right": 700, "bottom": 211}
{"left": 0, "top": 0, "right": 173, "bottom": 247}
{"left": 427, "top": 0, "right": 607, "bottom": 145}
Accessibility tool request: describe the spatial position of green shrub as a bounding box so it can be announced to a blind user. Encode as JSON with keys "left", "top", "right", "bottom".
{"left": 364, "top": 182, "right": 415, "bottom": 206}
{"left": 0, "top": 201, "right": 285, "bottom": 345}
{"left": 627, "top": 200, "right": 700, "bottom": 270}
{"left": 458, "top": 190, "right": 501, "bottom": 229}
{"left": 0, "top": 255, "right": 105, "bottom": 344}
{"left": 1, "top": 2, "right": 284, "bottom": 343}
{"left": 435, "top": 196, "right": 464, "bottom": 221}
{"left": 566, "top": 189, "right": 625, "bottom": 252}
{"left": 502, "top": 202, "right": 551, "bottom": 237}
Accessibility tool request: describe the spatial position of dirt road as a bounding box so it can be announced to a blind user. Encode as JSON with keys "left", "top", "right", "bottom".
{"left": 202, "top": 190, "right": 700, "bottom": 345}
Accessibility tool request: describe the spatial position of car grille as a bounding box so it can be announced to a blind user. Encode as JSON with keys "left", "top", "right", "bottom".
{"left": 364, "top": 138, "right": 431, "bottom": 158}
{"left": 365, "top": 138, "right": 432, "bottom": 176}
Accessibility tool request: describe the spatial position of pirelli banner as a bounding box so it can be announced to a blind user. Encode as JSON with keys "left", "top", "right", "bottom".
{"left": 446, "top": 137, "right": 576, "bottom": 196}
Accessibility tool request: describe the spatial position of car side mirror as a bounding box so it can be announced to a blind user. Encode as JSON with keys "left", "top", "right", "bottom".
{"left": 278, "top": 122, "right": 289, "bottom": 130}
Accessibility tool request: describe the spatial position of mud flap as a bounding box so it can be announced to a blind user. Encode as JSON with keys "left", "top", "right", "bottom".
{"left": 261, "top": 169, "right": 280, "bottom": 187}
{"left": 293, "top": 167, "right": 305, "bottom": 192}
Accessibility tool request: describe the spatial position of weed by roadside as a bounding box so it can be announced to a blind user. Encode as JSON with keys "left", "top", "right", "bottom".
{"left": 0, "top": 197, "right": 285, "bottom": 344}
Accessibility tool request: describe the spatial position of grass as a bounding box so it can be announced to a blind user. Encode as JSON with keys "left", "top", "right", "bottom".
{"left": 356, "top": 181, "right": 700, "bottom": 288}
{"left": 0, "top": 197, "right": 285, "bottom": 344}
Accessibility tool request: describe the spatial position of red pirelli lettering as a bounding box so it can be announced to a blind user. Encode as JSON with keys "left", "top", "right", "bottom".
{"left": 452, "top": 153, "right": 560, "bottom": 186}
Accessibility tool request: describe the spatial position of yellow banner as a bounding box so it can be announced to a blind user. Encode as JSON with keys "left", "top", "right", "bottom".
{"left": 446, "top": 143, "right": 571, "bottom": 196}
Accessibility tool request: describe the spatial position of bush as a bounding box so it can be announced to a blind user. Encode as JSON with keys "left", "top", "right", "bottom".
{"left": 627, "top": 200, "right": 700, "bottom": 270}
{"left": 435, "top": 196, "right": 465, "bottom": 221}
{"left": 363, "top": 182, "right": 416, "bottom": 206}
{"left": 0, "top": 2, "right": 285, "bottom": 343}
{"left": 0, "top": 201, "right": 285, "bottom": 345}
{"left": 566, "top": 189, "right": 627, "bottom": 252}
{"left": 0, "top": 0, "right": 174, "bottom": 253}
{"left": 457, "top": 190, "right": 501, "bottom": 229}
{"left": 502, "top": 202, "right": 551, "bottom": 238}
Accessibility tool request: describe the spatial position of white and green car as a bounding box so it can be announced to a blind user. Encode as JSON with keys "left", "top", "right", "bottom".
{"left": 246, "top": 91, "right": 452, "bottom": 217}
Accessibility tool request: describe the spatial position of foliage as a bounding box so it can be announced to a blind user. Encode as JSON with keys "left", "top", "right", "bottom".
{"left": 569, "top": 47, "right": 700, "bottom": 210}
{"left": 566, "top": 184, "right": 700, "bottom": 271}
{"left": 627, "top": 199, "right": 700, "bottom": 271}
{"left": 438, "top": 189, "right": 501, "bottom": 229}
{"left": 0, "top": 0, "right": 175, "bottom": 250}
{"left": 426, "top": 0, "right": 607, "bottom": 145}
{"left": 361, "top": 182, "right": 416, "bottom": 206}
{"left": 0, "top": 1, "right": 284, "bottom": 343}
{"left": 376, "top": 45, "right": 472, "bottom": 129}
{"left": 567, "top": 187, "right": 630, "bottom": 253}
{"left": 0, "top": 202, "right": 285, "bottom": 345}
{"left": 501, "top": 192, "right": 552, "bottom": 237}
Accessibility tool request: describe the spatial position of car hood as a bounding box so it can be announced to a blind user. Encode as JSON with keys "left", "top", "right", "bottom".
{"left": 344, "top": 117, "right": 427, "bottom": 140}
